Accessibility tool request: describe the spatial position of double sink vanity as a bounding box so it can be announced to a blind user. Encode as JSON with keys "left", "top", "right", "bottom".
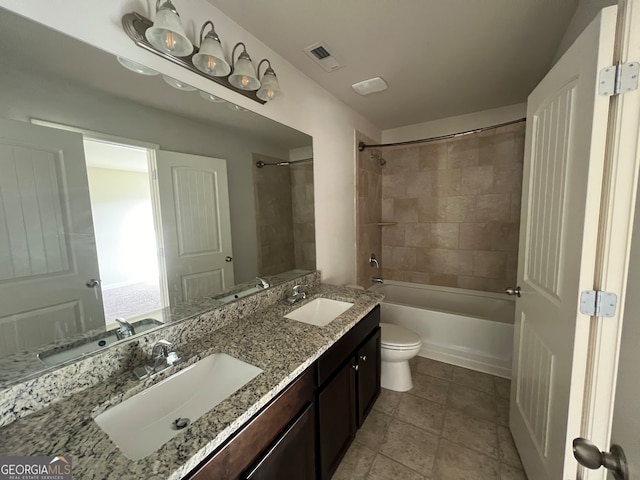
{"left": 0, "top": 274, "right": 383, "bottom": 480}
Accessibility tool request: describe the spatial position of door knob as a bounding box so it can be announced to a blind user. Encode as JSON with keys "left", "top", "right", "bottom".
{"left": 352, "top": 364, "right": 359, "bottom": 371}
{"left": 225, "top": 256, "right": 233, "bottom": 262}
{"left": 359, "top": 355, "right": 367, "bottom": 362}
{"left": 573, "top": 438, "right": 629, "bottom": 480}
{"left": 86, "top": 278, "right": 101, "bottom": 288}
{"left": 505, "top": 286, "right": 521, "bottom": 297}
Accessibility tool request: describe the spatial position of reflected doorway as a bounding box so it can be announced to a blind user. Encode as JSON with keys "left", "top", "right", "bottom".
{"left": 83, "top": 139, "right": 167, "bottom": 324}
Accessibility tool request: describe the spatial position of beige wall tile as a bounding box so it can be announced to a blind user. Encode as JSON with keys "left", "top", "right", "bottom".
{"left": 432, "top": 168, "right": 461, "bottom": 196}
{"left": 405, "top": 171, "right": 432, "bottom": 198}
{"left": 475, "top": 194, "right": 511, "bottom": 222}
{"left": 430, "top": 274, "right": 458, "bottom": 287}
{"left": 446, "top": 195, "right": 476, "bottom": 222}
{"left": 393, "top": 198, "right": 419, "bottom": 223}
{"left": 431, "top": 223, "right": 459, "bottom": 248}
{"left": 473, "top": 251, "right": 507, "bottom": 278}
{"left": 419, "top": 196, "right": 447, "bottom": 223}
{"left": 391, "top": 246, "right": 417, "bottom": 270}
{"left": 493, "top": 165, "right": 523, "bottom": 193}
{"left": 447, "top": 137, "right": 480, "bottom": 168}
{"left": 382, "top": 199, "right": 394, "bottom": 221}
{"left": 382, "top": 224, "right": 405, "bottom": 246}
{"left": 385, "top": 146, "right": 419, "bottom": 174}
{"left": 382, "top": 173, "right": 406, "bottom": 199}
{"left": 479, "top": 132, "right": 516, "bottom": 166}
{"left": 459, "top": 223, "right": 495, "bottom": 250}
{"left": 416, "top": 248, "right": 445, "bottom": 273}
{"left": 405, "top": 223, "right": 431, "bottom": 247}
{"left": 460, "top": 165, "right": 494, "bottom": 194}
{"left": 510, "top": 193, "right": 522, "bottom": 222}
{"left": 419, "top": 143, "right": 448, "bottom": 170}
{"left": 409, "top": 271, "right": 431, "bottom": 284}
{"left": 442, "top": 249, "right": 473, "bottom": 275}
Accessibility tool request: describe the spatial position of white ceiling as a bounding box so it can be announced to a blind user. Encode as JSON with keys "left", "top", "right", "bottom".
{"left": 210, "top": 0, "right": 578, "bottom": 130}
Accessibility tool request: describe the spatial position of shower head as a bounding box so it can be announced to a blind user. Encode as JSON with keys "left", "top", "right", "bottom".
{"left": 370, "top": 152, "right": 386, "bottom": 166}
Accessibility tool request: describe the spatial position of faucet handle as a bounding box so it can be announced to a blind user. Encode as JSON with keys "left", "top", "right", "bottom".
{"left": 293, "top": 284, "right": 308, "bottom": 295}
{"left": 152, "top": 339, "right": 173, "bottom": 358}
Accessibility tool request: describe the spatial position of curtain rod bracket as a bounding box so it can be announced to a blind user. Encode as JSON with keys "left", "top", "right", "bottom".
{"left": 358, "top": 141, "right": 367, "bottom": 151}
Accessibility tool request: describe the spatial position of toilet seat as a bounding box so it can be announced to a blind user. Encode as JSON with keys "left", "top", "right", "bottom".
{"left": 380, "top": 323, "right": 422, "bottom": 350}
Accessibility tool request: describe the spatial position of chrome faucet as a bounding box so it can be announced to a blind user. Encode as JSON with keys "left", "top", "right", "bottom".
{"left": 115, "top": 318, "right": 136, "bottom": 340}
{"left": 371, "top": 277, "right": 384, "bottom": 284}
{"left": 285, "top": 284, "right": 308, "bottom": 305}
{"left": 369, "top": 253, "right": 380, "bottom": 269}
{"left": 256, "top": 276, "right": 270, "bottom": 289}
{"left": 134, "top": 340, "right": 180, "bottom": 380}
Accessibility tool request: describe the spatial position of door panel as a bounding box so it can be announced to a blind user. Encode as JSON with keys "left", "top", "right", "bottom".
{"left": 0, "top": 119, "right": 103, "bottom": 354}
{"left": 510, "top": 7, "right": 616, "bottom": 480}
{"left": 356, "top": 328, "right": 380, "bottom": 427}
{"left": 156, "top": 151, "right": 233, "bottom": 304}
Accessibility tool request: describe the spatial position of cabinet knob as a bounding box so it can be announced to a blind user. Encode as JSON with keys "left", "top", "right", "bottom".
{"left": 352, "top": 364, "right": 359, "bottom": 371}
{"left": 359, "top": 355, "right": 367, "bottom": 362}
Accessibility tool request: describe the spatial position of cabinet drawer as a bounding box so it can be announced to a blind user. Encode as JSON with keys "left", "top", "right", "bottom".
{"left": 187, "top": 367, "right": 314, "bottom": 480}
{"left": 317, "top": 305, "right": 380, "bottom": 387}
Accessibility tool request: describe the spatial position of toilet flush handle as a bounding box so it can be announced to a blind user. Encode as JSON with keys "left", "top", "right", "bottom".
{"left": 505, "top": 286, "right": 521, "bottom": 297}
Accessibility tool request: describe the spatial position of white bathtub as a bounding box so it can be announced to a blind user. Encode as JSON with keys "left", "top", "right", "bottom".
{"left": 369, "top": 280, "right": 515, "bottom": 378}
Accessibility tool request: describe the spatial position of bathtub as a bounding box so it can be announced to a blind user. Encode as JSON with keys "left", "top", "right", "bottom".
{"left": 369, "top": 280, "right": 515, "bottom": 378}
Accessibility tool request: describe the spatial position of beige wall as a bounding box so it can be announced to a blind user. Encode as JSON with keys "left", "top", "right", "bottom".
{"left": 356, "top": 132, "right": 383, "bottom": 288}
{"left": 359, "top": 122, "right": 525, "bottom": 293}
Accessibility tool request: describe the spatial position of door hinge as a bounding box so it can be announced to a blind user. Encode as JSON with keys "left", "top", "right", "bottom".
{"left": 599, "top": 62, "right": 639, "bottom": 96}
{"left": 580, "top": 290, "right": 617, "bottom": 317}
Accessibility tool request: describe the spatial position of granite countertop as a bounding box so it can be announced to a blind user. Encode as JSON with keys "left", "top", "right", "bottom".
{"left": 0, "top": 284, "right": 382, "bottom": 480}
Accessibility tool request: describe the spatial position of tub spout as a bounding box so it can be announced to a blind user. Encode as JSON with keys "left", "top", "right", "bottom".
{"left": 371, "top": 277, "right": 384, "bottom": 284}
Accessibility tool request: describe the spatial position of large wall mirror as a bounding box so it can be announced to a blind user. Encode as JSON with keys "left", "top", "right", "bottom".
{"left": 0, "top": 8, "right": 315, "bottom": 386}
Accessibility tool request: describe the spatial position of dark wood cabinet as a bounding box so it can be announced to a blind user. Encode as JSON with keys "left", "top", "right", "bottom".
{"left": 316, "top": 306, "right": 380, "bottom": 480}
{"left": 318, "top": 358, "right": 357, "bottom": 478}
{"left": 242, "top": 403, "right": 316, "bottom": 480}
{"left": 356, "top": 327, "right": 381, "bottom": 428}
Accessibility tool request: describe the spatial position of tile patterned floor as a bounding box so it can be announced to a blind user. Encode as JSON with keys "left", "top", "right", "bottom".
{"left": 333, "top": 357, "right": 528, "bottom": 480}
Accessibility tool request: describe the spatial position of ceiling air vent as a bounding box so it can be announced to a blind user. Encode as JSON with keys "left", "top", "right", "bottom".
{"left": 303, "top": 42, "right": 343, "bottom": 72}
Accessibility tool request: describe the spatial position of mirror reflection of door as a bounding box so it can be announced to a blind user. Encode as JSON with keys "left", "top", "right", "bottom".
{"left": 83, "top": 138, "right": 168, "bottom": 325}
{"left": 0, "top": 119, "right": 104, "bottom": 355}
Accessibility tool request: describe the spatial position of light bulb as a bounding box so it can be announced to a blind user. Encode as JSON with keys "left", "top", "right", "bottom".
{"left": 164, "top": 31, "right": 177, "bottom": 50}
{"left": 241, "top": 75, "right": 249, "bottom": 87}
{"left": 207, "top": 56, "right": 216, "bottom": 71}
{"left": 267, "top": 89, "right": 275, "bottom": 100}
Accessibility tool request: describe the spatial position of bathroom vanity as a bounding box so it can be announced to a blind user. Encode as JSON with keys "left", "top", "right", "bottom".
{"left": 0, "top": 280, "right": 382, "bottom": 480}
{"left": 187, "top": 305, "right": 380, "bottom": 480}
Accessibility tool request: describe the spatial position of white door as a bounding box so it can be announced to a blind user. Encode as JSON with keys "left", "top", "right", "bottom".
{"left": 0, "top": 119, "right": 104, "bottom": 355}
{"left": 509, "top": 6, "right": 617, "bottom": 480}
{"left": 156, "top": 150, "right": 233, "bottom": 305}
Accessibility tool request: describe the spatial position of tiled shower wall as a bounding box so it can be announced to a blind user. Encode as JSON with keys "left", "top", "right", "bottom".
{"left": 253, "top": 153, "right": 316, "bottom": 276}
{"left": 356, "top": 133, "right": 383, "bottom": 288}
{"left": 356, "top": 122, "right": 525, "bottom": 293}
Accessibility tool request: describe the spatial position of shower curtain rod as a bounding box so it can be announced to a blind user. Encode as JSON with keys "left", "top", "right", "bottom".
{"left": 357, "top": 117, "right": 526, "bottom": 151}
{"left": 255, "top": 158, "right": 313, "bottom": 168}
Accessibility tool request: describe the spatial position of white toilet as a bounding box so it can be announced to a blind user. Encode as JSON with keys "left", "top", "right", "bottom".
{"left": 380, "top": 323, "right": 422, "bottom": 392}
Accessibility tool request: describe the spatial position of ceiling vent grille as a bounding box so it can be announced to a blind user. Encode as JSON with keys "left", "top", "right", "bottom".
{"left": 303, "top": 42, "right": 343, "bottom": 72}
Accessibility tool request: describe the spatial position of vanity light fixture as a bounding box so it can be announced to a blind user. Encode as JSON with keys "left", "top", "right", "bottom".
{"left": 145, "top": 0, "right": 193, "bottom": 57}
{"left": 122, "top": 11, "right": 278, "bottom": 104}
{"left": 229, "top": 43, "right": 260, "bottom": 91}
{"left": 192, "top": 21, "right": 231, "bottom": 77}
{"left": 256, "top": 59, "right": 281, "bottom": 101}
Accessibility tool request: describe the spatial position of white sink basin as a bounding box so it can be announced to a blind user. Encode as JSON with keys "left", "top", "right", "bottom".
{"left": 284, "top": 298, "right": 354, "bottom": 327}
{"left": 94, "top": 353, "right": 263, "bottom": 460}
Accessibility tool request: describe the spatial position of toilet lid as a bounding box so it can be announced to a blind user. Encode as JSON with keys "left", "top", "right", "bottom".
{"left": 380, "top": 323, "right": 422, "bottom": 348}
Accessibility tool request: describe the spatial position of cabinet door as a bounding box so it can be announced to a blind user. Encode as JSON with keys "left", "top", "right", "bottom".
{"left": 356, "top": 328, "right": 381, "bottom": 427}
{"left": 243, "top": 403, "right": 316, "bottom": 480}
{"left": 318, "top": 359, "right": 357, "bottom": 480}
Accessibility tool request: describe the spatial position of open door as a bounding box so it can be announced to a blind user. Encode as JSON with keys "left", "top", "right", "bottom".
{"left": 0, "top": 119, "right": 104, "bottom": 354}
{"left": 509, "top": 7, "right": 617, "bottom": 480}
{"left": 156, "top": 150, "right": 233, "bottom": 305}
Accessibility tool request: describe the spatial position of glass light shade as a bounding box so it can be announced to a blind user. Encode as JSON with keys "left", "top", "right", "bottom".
{"left": 117, "top": 57, "right": 159, "bottom": 76}
{"left": 257, "top": 71, "right": 281, "bottom": 101}
{"left": 229, "top": 57, "right": 260, "bottom": 91}
{"left": 145, "top": 8, "right": 193, "bottom": 57}
{"left": 162, "top": 75, "right": 197, "bottom": 91}
{"left": 193, "top": 37, "right": 231, "bottom": 77}
{"left": 198, "top": 90, "right": 225, "bottom": 103}
{"left": 227, "top": 103, "right": 248, "bottom": 112}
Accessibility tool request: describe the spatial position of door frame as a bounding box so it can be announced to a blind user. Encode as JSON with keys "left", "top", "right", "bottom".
{"left": 580, "top": 1, "right": 640, "bottom": 479}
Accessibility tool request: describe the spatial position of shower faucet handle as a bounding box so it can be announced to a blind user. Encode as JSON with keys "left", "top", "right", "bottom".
{"left": 369, "top": 253, "right": 380, "bottom": 268}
